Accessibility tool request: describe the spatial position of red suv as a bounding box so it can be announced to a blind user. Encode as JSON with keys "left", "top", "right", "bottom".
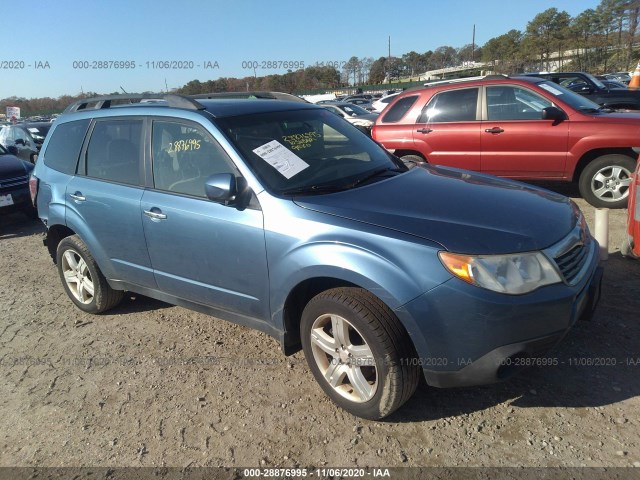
{"left": 622, "top": 152, "right": 640, "bottom": 258}
{"left": 372, "top": 75, "right": 640, "bottom": 208}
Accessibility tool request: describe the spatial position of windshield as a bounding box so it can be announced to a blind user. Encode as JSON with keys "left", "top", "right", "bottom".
{"left": 217, "top": 108, "right": 403, "bottom": 196}
{"left": 26, "top": 124, "right": 51, "bottom": 141}
{"left": 583, "top": 72, "right": 606, "bottom": 89}
{"left": 536, "top": 81, "right": 603, "bottom": 112}
{"left": 337, "top": 104, "right": 370, "bottom": 116}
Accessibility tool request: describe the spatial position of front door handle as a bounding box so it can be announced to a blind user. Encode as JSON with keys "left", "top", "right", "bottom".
{"left": 144, "top": 208, "right": 167, "bottom": 220}
{"left": 417, "top": 127, "right": 433, "bottom": 134}
{"left": 484, "top": 127, "right": 504, "bottom": 134}
{"left": 69, "top": 192, "right": 86, "bottom": 202}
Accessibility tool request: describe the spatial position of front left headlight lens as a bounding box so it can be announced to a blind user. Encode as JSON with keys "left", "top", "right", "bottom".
{"left": 438, "top": 251, "right": 562, "bottom": 295}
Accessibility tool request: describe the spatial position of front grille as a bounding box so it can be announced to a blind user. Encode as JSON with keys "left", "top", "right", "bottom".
{"left": 0, "top": 175, "right": 29, "bottom": 190}
{"left": 555, "top": 243, "right": 589, "bottom": 284}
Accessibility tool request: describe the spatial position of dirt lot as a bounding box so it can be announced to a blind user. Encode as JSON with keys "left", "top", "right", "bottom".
{"left": 0, "top": 187, "right": 639, "bottom": 470}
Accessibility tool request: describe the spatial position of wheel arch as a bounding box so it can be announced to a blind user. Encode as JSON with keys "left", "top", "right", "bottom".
{"left": 45, "top": 224, "right": 76, "bottom": 263}
{"left": 572, "top": 147, "right": 637, "bottom": 183}
{"left": 393, "top": 149, "right": 427, "bottom": 162}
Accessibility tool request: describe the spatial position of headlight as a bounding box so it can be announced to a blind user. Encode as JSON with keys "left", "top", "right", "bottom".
{"left": 438, "top": 251, "right": 562, "bottom": 295}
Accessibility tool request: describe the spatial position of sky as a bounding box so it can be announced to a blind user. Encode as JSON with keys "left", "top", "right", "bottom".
{"left": 1, "top": 0, "right": 601, "bottom": 99}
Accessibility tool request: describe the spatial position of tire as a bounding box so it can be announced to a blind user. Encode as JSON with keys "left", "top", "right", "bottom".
{"left": 578, "top": 154, "right": 636, "bottom": 208}
{"left": 56, "top": 235, "right": 123, "bottom": 313}
{"left": 300, "top": 287, "right": 420, "bottom": 419}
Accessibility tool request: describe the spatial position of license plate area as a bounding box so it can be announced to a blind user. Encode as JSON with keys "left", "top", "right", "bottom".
{"left": 0, "top": 194, "right": 14, "bottom": 207}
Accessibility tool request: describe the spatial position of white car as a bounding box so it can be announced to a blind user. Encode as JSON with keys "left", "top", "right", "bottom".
{"left": 371, "top": 92, "right": 400, "bottom": 112}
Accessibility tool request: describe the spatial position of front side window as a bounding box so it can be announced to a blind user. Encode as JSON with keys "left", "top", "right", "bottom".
{"left": 486, "top": 86, "right": 553, "bottom": 120}
{"left": 85, "top": 119, "right": 142, "bottom": 185}
{"left": 418, "top": 88, "right": 479, "bottom": 123}
{"left": 151, "top": 120, "right": 237, "bottom": 198}
{"left": 14, "top": 127, "right": 27, "bottom": 142}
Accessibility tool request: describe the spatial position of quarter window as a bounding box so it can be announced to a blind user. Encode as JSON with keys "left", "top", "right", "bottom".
{"left": 381, "top": 95, "right": 418, "bottom": 123}
{"left": 151, "top": 120, "right": 236, "bottom": 198}
{"left": 42, "top": 119, "right": 90, "bottom": 174}
{"left": 418, "top": 88, "right": 479, "bottom": 123}
{"left": 85, "top": 119, "right": 143, "bottom": 185}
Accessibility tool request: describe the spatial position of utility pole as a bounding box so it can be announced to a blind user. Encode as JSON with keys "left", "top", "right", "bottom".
{"left": 388, "top": 35, "right": 391, "bottom": 60}
{"left": 472, "top": 24, "right": 476, "bottom": 63}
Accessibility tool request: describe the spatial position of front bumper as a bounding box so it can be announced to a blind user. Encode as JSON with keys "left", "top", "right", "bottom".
{"left": 397, "top": 239, "right": 603, "bottom": 388}
{"left": 0, "top": 184, "right": 34, "bottom": 215}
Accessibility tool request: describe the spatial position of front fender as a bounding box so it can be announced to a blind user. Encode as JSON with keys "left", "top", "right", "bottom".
{"left": 266, "top": 232, "right": 451, "bottom": 334}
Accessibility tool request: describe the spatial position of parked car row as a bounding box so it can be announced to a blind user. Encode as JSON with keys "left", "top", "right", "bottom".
{"left": 372, "top": 74, "right": 640, "bottom": 209}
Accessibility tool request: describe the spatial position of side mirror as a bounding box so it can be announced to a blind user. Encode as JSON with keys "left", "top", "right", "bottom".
{"left": 15, "top": 139, "right": 25, "bottom": 146}
{"left": 205, "top": 173, "right": 236, "bottom": 204}
{"left": 542, "top": 106, "right": 567, "bottom": 121}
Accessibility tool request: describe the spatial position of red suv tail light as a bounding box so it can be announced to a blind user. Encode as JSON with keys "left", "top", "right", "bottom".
{"left": 29, "top": 174, "right": 38, "bottom": 206}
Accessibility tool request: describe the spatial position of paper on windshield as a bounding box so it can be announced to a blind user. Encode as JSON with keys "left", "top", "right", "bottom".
{"left": 538, "top": 83, "right": 564, "bottom": 96}
{"left": 252, "top": 140, "right": 309, "bottom": 179}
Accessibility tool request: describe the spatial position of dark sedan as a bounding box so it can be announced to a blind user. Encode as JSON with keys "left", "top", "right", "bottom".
{"left": 0, "top": 122, "right": 52, "bottom": 163}
{"left": 0, "top": 144, "right": 37, "bottom": 218}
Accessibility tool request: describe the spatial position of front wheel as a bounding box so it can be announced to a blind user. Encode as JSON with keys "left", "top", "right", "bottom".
{"left": 56, "top": 235, "right": 123, "bottom": 313}
{"left": 578, "top": 154, "right": 636, "bottom": 208}
{"left": 301, "top": 288, "right": 420, "bottom": 419}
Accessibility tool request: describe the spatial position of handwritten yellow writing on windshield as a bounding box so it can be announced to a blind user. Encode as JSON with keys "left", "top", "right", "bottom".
{"left": 282, "top": 131, "right": 320, "bottom": 151}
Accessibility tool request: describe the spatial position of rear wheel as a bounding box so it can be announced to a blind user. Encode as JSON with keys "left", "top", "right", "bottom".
{"left": 56, "top": 235, "right": 123, "bottom": 313}
{"left": 578, "top": 154, "right": 636, "bottom": 208}
{"left": 301, "top": 287, "right": 420, "bottom": 419}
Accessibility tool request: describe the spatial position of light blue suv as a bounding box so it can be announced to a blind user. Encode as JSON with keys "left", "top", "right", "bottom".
{"left": 31, "top": 94, "right": 603, "bottom": 419}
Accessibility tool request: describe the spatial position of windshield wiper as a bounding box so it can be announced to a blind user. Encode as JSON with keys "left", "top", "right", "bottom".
{"left": 280, "top": 183, "right": 349, "bottom": 196}
{"left": 348, "top": 167, "right": 403, "bottom": 188}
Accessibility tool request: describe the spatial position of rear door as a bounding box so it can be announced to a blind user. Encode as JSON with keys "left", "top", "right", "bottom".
{"left": 65, "top": 117, "right": 156, "bottom": 288}
{"left": 412, "top": 87, "right": 481, "bottom": 171}
{"left": 480, "top": 84, "right": 569, "bottom": 178}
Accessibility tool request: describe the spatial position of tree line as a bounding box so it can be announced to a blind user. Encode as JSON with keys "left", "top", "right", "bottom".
{"left": 2, "top": 0, "right": 639, "bottom": 115}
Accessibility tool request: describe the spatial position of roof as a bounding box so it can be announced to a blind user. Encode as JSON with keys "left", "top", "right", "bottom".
{"left": 60, "top": 92, "right": 319, "bottom": 119}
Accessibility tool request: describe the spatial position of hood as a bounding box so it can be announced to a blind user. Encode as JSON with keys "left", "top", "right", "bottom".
{"left": 294, "top": 166, "right": 576, "bottom": 254}
{"left": 0, "top": 154, "right": 31, "bottom": 178}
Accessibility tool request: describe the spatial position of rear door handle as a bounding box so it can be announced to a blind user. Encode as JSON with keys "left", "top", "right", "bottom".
{"left": 416, "top": 127, "right": 433, "bottom": 134}
{"left": 69, "top": 192, "right": 85, "bottom": 202}
{"left": 144, "top": 208, "right": 167, "bottom": 220}
{"left": 484, "top": 127, "right": 504, "bottom": 134}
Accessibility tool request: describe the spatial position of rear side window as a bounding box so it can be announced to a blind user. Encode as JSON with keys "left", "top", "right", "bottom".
{"left": 42, "top": 119, "right": 90, "bottom": 174}
{"left": 85, "top": 119, "right": 143, "bottom": 185}
{"left": 381, "top": 95, "right": 418, "bottom": 123}
{"left": 418, "top": 88, "right": 479, "bottom": 123}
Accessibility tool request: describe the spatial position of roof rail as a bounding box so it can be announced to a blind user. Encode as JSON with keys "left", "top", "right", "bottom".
{"left": 423, "top": 74, "right": 509, "bottom": 87}
{"left": 63, "top": 93, "right": 206, "bottom": 113}
{"left": 192, "top": 91, "right": 308, "bottom": 103}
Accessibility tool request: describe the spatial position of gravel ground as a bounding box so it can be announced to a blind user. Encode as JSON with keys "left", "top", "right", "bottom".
{"left": 0, "top": 187, "right": 639, "bottom": 470}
